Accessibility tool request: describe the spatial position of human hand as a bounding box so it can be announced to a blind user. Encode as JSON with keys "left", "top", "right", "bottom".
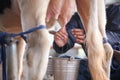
{"left": 71, "top": 29, "right": 85, "bottom": 44}
{"left": 54, "top": 27, "right": 68, "bottom": 47}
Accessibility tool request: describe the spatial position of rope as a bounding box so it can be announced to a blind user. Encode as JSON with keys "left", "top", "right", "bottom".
{"left": 0, "top": 25, "right": 46, "bottom": 80}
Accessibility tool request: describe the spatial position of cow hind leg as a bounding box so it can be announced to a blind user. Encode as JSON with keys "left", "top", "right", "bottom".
{"left": 86, "top": 0, "right": 109, "bottom": 80}
{"left": 87, "top": 17, "right": 109, "bottom": 80}
{"left": 97, "top": 0, "right": 113, "bottom": 77}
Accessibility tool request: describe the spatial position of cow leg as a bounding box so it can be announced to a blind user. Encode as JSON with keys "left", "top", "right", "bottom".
{"left": 76, "top": 0, "right": 109, "bottom": 80}
{"left": 26, "top": 30, "right": 50, "bottom": 80}
{"left": 97, "top": 0, "right": 113, "bottom": 77}
{"left": 87, "top": 0, "right": 108, "bottom": 80}
{"left": 17, "top": 0, "right": 50, "bottom": 80}
{"left": 17, "top": 38, "right": 26, "bottom": 80}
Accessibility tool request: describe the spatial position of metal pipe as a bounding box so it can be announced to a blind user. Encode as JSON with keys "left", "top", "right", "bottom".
{"left": 6, "top": 37, "right": 18, "bottom": 80}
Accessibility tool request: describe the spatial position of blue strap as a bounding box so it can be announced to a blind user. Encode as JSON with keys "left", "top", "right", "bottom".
{"left": 10, "top": 25, "right": 46, "bottom": 37}
{"left": 0, "top": 32, "right": 7, "bottom": 80}
{"left": 103, "top": 37, "right": 108, "bottom": 44}
{"left": 11, "top": 25, "right": 46, "bottom": 42}
{"left": 0, "top": 25, "right": 46, "bottom": 80}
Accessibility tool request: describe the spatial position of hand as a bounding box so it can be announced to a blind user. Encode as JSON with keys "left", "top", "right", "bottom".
{"left": 54, "top": 27, "right": 68, "bottom": 47}
{"left": 71, "top": 29, "right": 85, "bottom": 44}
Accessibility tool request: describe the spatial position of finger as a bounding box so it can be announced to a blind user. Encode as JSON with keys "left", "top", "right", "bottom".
{"left": 58, "top": 30, "right": 68, "bottom": 38}
{"left": 55, "top": 32, "right": 66, "bottom": 40}
{"left": 72, "top": 30, "right": 84, "bottom": 35}
{"left": 74, "top": 35, "right": 85, "bottom": 40}
{"left": 72, "top": 29, "right": 84, "bottom": 32}
{"left": 77, "top": 35, "right": 85, "bottom": 40}
{"left": 55, "top": 32, "right": 63, "bottom": 39}
{"left": 58, "top": 28, "right": 68, "bottom": 36}
{"left": 54, "top": 34, "right": 60, "bottom": 40}
{"left": 73, "top": 32, "right": 84, "bottom": 35}
{"left": 76, "top": 39, "right": 85, "bottom": 44}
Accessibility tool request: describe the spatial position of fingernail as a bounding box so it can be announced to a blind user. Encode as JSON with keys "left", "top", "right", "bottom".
{"left": 71, "top": 29, "right": 74, "bottom": 32}
{"left": 74, "top": 35, "right": 77, "bottom": 37}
